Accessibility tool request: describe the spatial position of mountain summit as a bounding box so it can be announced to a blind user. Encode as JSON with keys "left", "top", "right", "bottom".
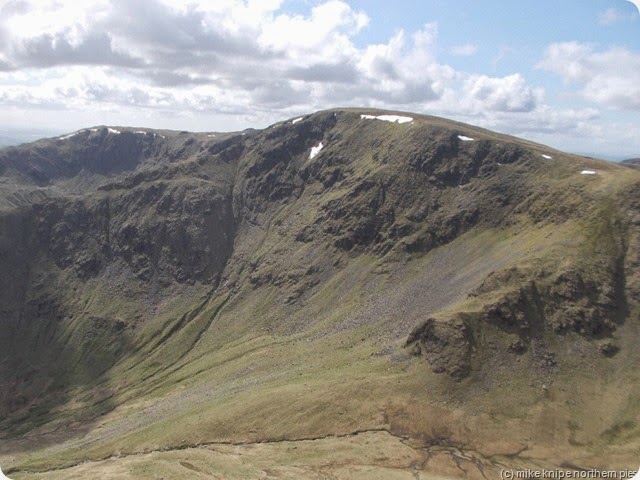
{"left": 0, "top": 109, "right": 638, "bottom": 479}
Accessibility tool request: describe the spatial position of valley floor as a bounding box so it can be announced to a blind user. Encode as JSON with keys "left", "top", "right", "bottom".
{"left": 0, "top": 430, "right": 559, "bottom": 480}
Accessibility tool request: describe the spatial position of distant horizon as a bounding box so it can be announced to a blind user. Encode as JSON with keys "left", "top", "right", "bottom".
{"left": 0, "top": 111, "right": 635, "bottom": 163}
{"left": 1, "top": 1, "right": 639, "bottom": 158}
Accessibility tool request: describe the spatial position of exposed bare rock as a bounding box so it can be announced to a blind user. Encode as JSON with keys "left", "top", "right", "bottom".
{"left": 406, "top": 317, "right": 472, "bottom": 380}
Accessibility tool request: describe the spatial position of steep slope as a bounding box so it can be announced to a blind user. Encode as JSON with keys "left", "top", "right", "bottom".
{"left": 0, "top": 109, "right": 639, "bottom": 479}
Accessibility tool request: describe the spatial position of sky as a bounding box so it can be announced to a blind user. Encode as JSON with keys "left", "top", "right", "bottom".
{"left": 0, "top": 0, "right": 639, "bottom": 159}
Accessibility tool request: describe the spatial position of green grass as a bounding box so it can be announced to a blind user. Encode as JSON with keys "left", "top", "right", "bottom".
{"left": 2, "top": 108, "right": 640, "bottom": 478}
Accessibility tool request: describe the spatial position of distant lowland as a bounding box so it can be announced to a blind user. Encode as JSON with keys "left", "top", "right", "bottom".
{"left": 0, "top": 128, "right": 59, "bottom": 148}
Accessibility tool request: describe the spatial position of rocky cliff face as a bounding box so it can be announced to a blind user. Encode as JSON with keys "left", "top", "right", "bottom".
{"left": 1, "top": 110, "right": 639, "bottom": 475}
{"left": 0, "top": 127, "right": 240, "bottom": 419}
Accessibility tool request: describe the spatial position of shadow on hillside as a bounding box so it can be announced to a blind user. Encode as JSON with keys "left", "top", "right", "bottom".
{"left": 0, "top": 303, "right": 134, "bottom": 459}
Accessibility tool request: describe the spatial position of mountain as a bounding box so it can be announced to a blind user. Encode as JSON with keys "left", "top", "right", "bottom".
{"left": 0, "top": 109, "right": 639, "bottom": 479}
{"left": 623, "top": 158, "right": 640, "bottom": 168}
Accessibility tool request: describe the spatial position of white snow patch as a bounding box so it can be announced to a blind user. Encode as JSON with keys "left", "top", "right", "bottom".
{"left": 541, "top": 154, "right": 553, "bottom": 159}
{"left": 360, "top": 114, "right": 413, "bottom": 124}
{"left": 457, "top": 135, "right": 474, "bottom": 141}
{"left": 108, "top": 128, "right": 121, "bottom": 134}
{"left": 309, "top": 142, "right": 324, "bottom": 159}
{"left": 134, "top": 131, "right": 147, "bottom": 135}
{"left": 207, "top": 134, "right": 216, "bottom": 138}
{"left": 58, "top": 131, "right": 81, "bottom": 140}
{"left": 90, "top": 128, "right": 99, "bottom": 132}
{"left": 291, "top": 117, "right": 303, "bottom": 124}
{"left": 581, "top": 170, "right": 597, "bottom": 175}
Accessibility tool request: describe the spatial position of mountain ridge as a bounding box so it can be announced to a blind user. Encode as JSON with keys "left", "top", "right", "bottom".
{"left": 0, "top": 108, "right": 638, "bottom": 479}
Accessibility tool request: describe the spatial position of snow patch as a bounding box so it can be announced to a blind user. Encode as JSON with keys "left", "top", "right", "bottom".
{"left": 457, "top": 135, "right": 474, "bottom": 141}
{"left": 207, "top": 134, "right": 216, "bottom": 138}
{"left": 134, "top": 131, "right": 147, "bottom": 135}
{"left": 58, "top": 131, "right": 81, "bottom": 140}
{"left": 541, "top": 154, "right": 553, "bottom": 159}
{"left": 291, "top": 117, "right": 303, "bottom": 124}
{"left": 360, "top": 114, "right": 413, "bottom": 124}
{"left": 108, "top": 128, "right": 121, "bottom": 134}
{"left": 581, "top": 170, "right": 597, "bottom": 175}
{"left": 90, "top": 128, "right": 99, "bottom": 132}
{"left": 309, "top": 142, "right": 324, "bottom": 159}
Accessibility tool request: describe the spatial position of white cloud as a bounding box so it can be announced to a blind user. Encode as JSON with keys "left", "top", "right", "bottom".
{"left": 461, "top": 74, "right": 543, "bottom": 113}
{"left": 538, "top": 42, "right": 640, "bottom": 111}
{"left": 259, "top": 0, "right": 368, "bottom": 53}
{"left": 597, "top": 7, "right": 634, "bottom": 25}
{"left": 450, "top": 44, "right": 477, "bottom": 57}
{"left": 599, "top": 8, "right": 622, "bottom": 25}
{"left": 0, "top": 2, "right": 496, "bottom": 116}
{"left": 353, "top": 23, "right": 455, "bottom": 104}
{"left": 0, "top": 1, "right": 636, "bottom": 157}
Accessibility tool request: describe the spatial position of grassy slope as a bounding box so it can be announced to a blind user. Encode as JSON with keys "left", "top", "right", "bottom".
{"left": 1, "top": 110, "right": 639, "bottom": 478}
